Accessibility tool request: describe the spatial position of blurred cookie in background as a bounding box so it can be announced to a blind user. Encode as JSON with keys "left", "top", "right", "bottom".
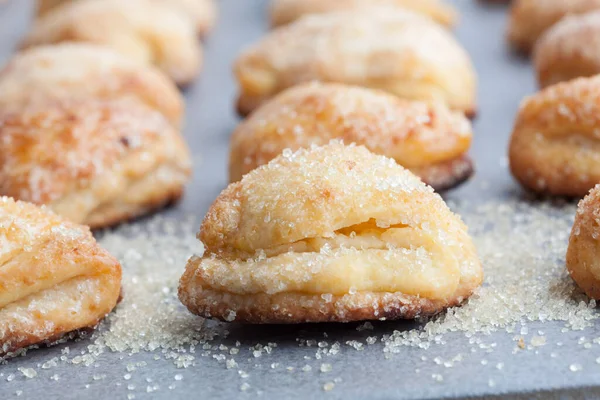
{"left": 35, "top": 0, "right": 217, "bottom": 37}
{"left": 269, "top": 0, "right": 457, "bottom": 28}
{"left": 507, "top": 0, "right": 600, "bottom": 54}
{"left": 235, "top": 7, "right": 476, "bottom": 117}
{"left": 23, "top": 0, "right": 202, "bottom": 86}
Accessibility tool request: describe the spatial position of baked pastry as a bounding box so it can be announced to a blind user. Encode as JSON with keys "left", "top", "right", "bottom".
{"left": 22, "top": 0, "right": 202, "bottom": 86}
{"left": 509, "top": 76, "right": 600, "bottom": 197}
{"left": 35, "top": 0, "right": 217, "bottom": 36}
{"left": 234, "top": 7, "right": 477, "bottom": 117}
{"left": 534, "top": 11, "right": 600, "bottom": 88}
{"left": 269, "top": 0, "right": 457, "bottom": 28}
{"left": 179, "top": 142, "right": 483, "bottom": 323}
{"left": 0, "top": 197, "right": 121, "bottom": 354}
{"left": 507, "top": 0, "right": 600, "bottom": 54}
{"left": 0, "top": 98, "right": 192, "bottom": 229}
{"left": 0, "top": 44, "right": 183, "bottom": 128}
{"left": 567, "top": 185, "right": 600, "bottom": 299}
{"left": 229, "top": 83, "right": 473, "bottom": 190}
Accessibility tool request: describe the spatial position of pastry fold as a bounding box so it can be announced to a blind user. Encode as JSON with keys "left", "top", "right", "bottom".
{"left": 0, "top": 98, "right": 191, "bottom": 229}
{"left": 0, "top": 44, "right": 183, "bottom": 128}
{"left": 509, "top": 76, "right": 600, "bottom": 197}
{"left": 269, "top": 0, "right": 457, "bottom": 28}
{"left": 234, "top": 7, "right": 476, "bottom": 116}
{"left": 0, "top": 197, "right": 121, "bottom": 353}
{"left": 22, "top": 0, "right": 202, "bottom": 86}
{"left": 229, "top": 83, "right": 473, "bottom": 190}
{"left": 179, "top": 142, "right": 483, "bottom": 323}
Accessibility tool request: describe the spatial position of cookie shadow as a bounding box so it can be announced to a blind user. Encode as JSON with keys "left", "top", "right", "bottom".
{"left": 219, "top": 318, "right": 424, "bottom": 348}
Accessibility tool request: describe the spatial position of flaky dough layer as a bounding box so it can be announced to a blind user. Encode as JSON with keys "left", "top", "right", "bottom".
{"left": 235, "top": 7, "right": 476, "bottom": 116}
{"left": 509, "top": 76, "right": 600, "bottom": 197}
{"left": 0, "top": 197, "right": 121, "bottom": 353}
{"left": 180, "top": 142, "right": 483, "bottom": 323}
{"left": 229, "top": 83, "right": 473, "bottom": 190}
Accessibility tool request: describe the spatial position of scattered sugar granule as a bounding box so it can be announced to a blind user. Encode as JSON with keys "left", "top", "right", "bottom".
{"left": 570, "top": 364, "right": 583, "bottom": 372}
{"left": 240, "top": 383, "right": 251, "bottom": 392}
{"left": 531, "top": 336, "right": 547, "bottom": 347}
{"left": 41, "top": 358, "right": 58, "bottom": 369}
{"left": 323, "top": 382, "right": 335, "bottom": 391}
{"left": 320, "top": 364, "right": 332, "bottom": 373}
{"left": 18, "top": 368, "right": 37, "bottom": 379}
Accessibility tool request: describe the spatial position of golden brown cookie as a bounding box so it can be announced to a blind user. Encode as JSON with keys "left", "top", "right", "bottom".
{"left": 269, "top": 0, "right": 457, "bottom": 28}
{"left": 0, "top": 197, "right": 121, "bottom": 354}
{"left": 22, "top": 0, "right": 202, "bottom": 86}
{"left": 566, "top": 185, "right": 600, "bottom": 299}
{"left": 0, "top": 43, "right": 183, "bottom": 128}
{"left": 507, "top": 0, "right": 600, "bottom": 54}
{"left": 509, "top": 76, "right": 600, "bottom": 197}
{"left": 534, "top": 11, "right": 600, "bottom": 88}
{"left": 35, "top": 0, "right": 217, "bottom": 37}
{"left": 179, "top": 142, "right": 483, "bottom": 324}
{"left": 229, "top": 83, "right": 474, "bottom": 190}
{"left": 0, "top": 98, "right": 192, "bottom": 229}
{"left": 234, "top": 7, "right": 477, "bottom": 117}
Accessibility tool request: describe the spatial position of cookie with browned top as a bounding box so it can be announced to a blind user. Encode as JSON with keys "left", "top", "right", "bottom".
{"left": 234, "top": 7, "right": 476, "bottom": 116}
{"left": 509, "top": 76, "right": 600, "bottom": 197}
{"left": 22, "top": 0, "right": 202, "bottom": 86}
{"left": 0, "top": 98, "right": 191, "bottom": 229}
{"left": 229, "top": 82, "right": 473, "bottom": 190}
{"left": 507, "top": 0, "right": 600, "bottom": 54}
{"left": 35, "top": 0, "right": 217, "bottom": 37}
{"left": 567, "top": 185, "right": 600, "bottom": 299}
{"left": 179, "top": 142, "right": 482, "bottom": 323}
{"left": 0, "top": 197, "right": 121, "bottom": 354}
{"left": 534, "top": 11, "right": 600, "bottom": 88}
{"left": 0, "top": 44, "right": 183, "bottom": 128}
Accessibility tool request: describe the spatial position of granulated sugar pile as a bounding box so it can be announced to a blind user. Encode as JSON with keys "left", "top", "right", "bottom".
{"left": 87, "top": 197, "right": 597, "bottom": 358}
{"left": 3, "top": 197, "right": 600, "bottom": 393}
{"left": 89, "top": 215, "right": 224, "bottom": 366}
{"left": 383, "top": 198, "right": 596, "bottom": 353}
